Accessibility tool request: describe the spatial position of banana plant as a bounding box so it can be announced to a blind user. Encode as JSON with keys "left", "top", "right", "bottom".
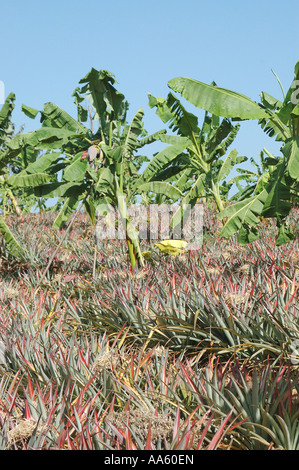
{"left": 147, "top": 91, "right": 248, "bottom": 229}
{"left": 167, "top": 60, "right": 299, "bottom": 245}
{"left": 0, "top": 93, "right": 26, "bottom": 256}
{"left": 73, "top": 70, "right": 185, "bottom": 268}
{"left": 0, "top": 92, "right": 20, "bottom": 216}
{"left": 1, "top": 98, "right": 86, "bottom": 225}
{"left": 5, "top": 68, "right": 184, "bottom": 269}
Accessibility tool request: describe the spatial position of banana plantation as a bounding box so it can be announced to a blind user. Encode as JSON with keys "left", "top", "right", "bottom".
{"left": 0, "top": 60, "right": 298, "bottom": 450}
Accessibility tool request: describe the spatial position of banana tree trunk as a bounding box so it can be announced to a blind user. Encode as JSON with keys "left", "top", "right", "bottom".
{"left": 125, "top": 217, "right": 144, "bottom": 269}
{"left": 211, "top": 181, "right": 225, "bottom": 213}
{"left": 126, "top": 235, "right": 137, "bottom": 269}
{"left": 7, "top": 189, "right": 22, "bottom": 217}
{"left": 116, "top": 181, "right": 144, "bottom": 270}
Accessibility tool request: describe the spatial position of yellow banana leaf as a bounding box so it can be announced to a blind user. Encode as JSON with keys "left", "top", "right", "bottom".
{"left": 155, "top": 239, "right": 187, "bottom": 257}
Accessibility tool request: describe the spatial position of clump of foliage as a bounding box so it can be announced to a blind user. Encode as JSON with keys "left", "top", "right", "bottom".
{"left": 167, "top": 60, "right": 299, "bottom": 245}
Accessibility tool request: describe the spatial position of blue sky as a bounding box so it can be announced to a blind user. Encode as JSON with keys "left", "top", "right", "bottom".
{"left": 1, "top": 0, "right": 298, "bottom": 175}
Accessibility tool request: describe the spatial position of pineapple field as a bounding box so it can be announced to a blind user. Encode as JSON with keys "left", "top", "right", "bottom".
{"left": 0, "top": 60, "right": 298, "bottom": 450}
{"left": 0, "top": 207, "right": 297, "bottom": 450}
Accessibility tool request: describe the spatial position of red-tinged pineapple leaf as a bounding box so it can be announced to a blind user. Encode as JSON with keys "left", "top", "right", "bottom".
{"left": 125, "top": 426, "right": 136, "bottom": 450}
{"left": 67, "top": 430, "right": 75, "bottom": 450}
{"left": 24, "top": 400, "right": 31, "bottom": 419}
{"left": 285, "top": 286, "right": 299, "bottom": 309}
{"left": 226, "top": 416, "right": 249, "bottom": 434}
{"left": 27, "top": 373, "right": 34, "bottom": 399}
{"left": 196, "top": 406, "right": 214, "bottom": 427}
{"left": 77, "top": 346, "right": 89, "bottom": 370}
{"left": 173, "top": 430, "right": 191, "bottom": 450}
{"left": 178, "top": 360, "right": 202, "bottom": 394}
{"left": 145, "top": 422, "right": 153, "bottom": 450}
{"left": 107, "top": 420, "right": 125, "bottom": 444}
{"left": 116, "top": 439, "right": 122, "bottom": 450}
{"left": 173, "top": 405, "right": 181, "bottom": 439}
{"left": 80, "top": 428, "right": 91, "bottom": 450}
{"left": 195, "top": 412, "right": 215, "bottom": 450}
{"left": 8, "top": 386, "right": 21, "bottom": 414}
{"left": 207, "top": 409, "right": 233, "bottom": 450}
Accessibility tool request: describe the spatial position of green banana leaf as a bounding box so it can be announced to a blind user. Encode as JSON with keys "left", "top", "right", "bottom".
{"left": 63, "top": 153, "right": 88, "bottom": 182}
{"left": 286, "top": 137, "right": 299, "bottom": 180}
{"left": 41, "top": 102, "right": 88, "bottom": 133}
{"left": 17, "top": 152, "right": 62, "bottom": 174}
{"left": 1, "top": 127, "right": 83, "bottom": 163}
{"left": 148, "top": 92, "right": 200, "bottom": 137}
{"left": 77, "top": 68, "right": 127, "bottom": 125}
{"left": 33, "top": 181, "right": 87, "bottom": 199}
{"left": 136, "top": 143, "right": 187, "bottom": 187}
{"left": 7, "top": 172, "right": 52, "bottom": 188}
{"left": 171, "top": 173, "right": 206, "bottom": 228}
{"left": 217, "top": 149, "right": 240, "bottom": 183}
{"left": 168, "top": 77, "right": 269, "bottom": 120}
{"left": 0, "top": 217, "right": 24, "bottom": 256}
{"left": 52, "top": 197, "right": 79, "bottom": 229}
{"left": 218, "top": 190, "right": 268, "bottom": 239}
{"left": 138, "top": 181, "right": 183, "bottom": 202}
{"left": 0, "top": 93, "right": 15, "bottom": 126}
{"left": 261, "top": 161, "right": 292, "bottom": 218}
